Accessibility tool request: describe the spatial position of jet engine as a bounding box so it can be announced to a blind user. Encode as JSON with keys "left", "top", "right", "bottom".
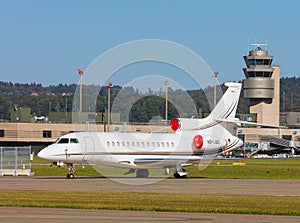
{"left": 192, "top": 134, "right": 226, "bottom": 154}
{"left": 170, "top": 118, "right": 201, "bottom": 131}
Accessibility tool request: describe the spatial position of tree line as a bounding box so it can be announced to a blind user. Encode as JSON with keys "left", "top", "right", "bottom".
{"left": 0, "top": 77, "right": 299, "bottom": 122}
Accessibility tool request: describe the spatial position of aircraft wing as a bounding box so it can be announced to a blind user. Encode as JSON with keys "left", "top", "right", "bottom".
{"left": 133, "top": 155, "right": 203, "bottom": 166}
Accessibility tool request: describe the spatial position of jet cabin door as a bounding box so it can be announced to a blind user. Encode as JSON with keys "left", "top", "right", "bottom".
{"left": 83, "top": 137, "right": 95, "bottom": 162}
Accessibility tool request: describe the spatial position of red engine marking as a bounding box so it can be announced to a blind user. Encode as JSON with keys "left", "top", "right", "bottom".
{"left": 193, "top": 135, "right": 203, "bottom": 149}
{"left": 170, "top": 118, "right": 180, "bottom": 131}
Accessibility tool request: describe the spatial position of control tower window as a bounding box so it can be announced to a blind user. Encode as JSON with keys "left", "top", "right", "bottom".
{"left": 247, "top": 72, "right": 255, "bottom": 78}
{"left": 256, "top": 72, "right": 263, "bottom": 77}
{"left": 255, "top": 59, "right": 263, "bottom": 65}
{"left": 263, "top": 72, "right": 272, "bottom": 78}
{"left": 248, "top": 59, "right": 255, "bottom": 65}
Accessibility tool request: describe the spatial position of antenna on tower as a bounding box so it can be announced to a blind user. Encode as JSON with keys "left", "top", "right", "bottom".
{"left": 247, "top": 38, "right": 250, "bottom": 52}
{"left": 250, "top": 43, "right": 268, "bottom": 51}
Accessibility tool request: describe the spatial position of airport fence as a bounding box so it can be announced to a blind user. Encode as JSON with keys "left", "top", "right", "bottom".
{"left": 0, "top": 146, "right": 31, "bottom": 176}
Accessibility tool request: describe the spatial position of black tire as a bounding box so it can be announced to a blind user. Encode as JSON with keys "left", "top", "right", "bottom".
{"left": 173, "top": 172, "right": 187, "bottom": 178}
{"left": 136, "top": 169, "right": 149, "bottom": 178}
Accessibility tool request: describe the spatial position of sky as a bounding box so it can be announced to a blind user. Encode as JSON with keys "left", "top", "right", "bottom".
{"left": 1, "top": 0, "right": 300, "bottom": 89}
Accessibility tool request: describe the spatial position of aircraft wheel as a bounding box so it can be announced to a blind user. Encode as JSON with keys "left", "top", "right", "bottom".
{"left": 173, "top": 172, "right": 187, "bottom": 178}
{"left": 136, "top": 169, "right": 149, "bottom": 178}
{"left": 66, "top": 173, "right": 74, "bottom": 179}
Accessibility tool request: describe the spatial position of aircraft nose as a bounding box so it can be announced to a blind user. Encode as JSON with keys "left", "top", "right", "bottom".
{"left": 37, "top": 147, "right": 51, "bottom": 160}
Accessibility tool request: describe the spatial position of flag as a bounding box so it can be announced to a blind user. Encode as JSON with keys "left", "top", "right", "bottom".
{"left": 107, "top": 82, "right": 113, "bottom": 88}
{"left": 77, "top": 68, "right": 83, "bottom": 75}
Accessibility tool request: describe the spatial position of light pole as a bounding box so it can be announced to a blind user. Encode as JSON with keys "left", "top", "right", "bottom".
{"left": 283, "top": 91, "right": 286, "bottom": 112}
{"left": 213, "top": 72, "right": 219, "bottom": 109}
{"left": 65, "top": 98, "right": 68, "bottom": 123}
{"left": 165, "top": 79, "right": 168, "bottom": 123}
{"left": 107, "top": 82, "right": 113, "bottom": 132}
{"left": 14, "top": 105, "right": 18, "bottom": 122}
{"left": 77, "top": 68, "right": 84, "bottom": 112}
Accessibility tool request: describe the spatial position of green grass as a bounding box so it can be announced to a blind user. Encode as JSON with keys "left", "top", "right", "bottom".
{"left": 6, "top": 158, "right": 300, "bottom": 215}
{"left": 186, "top": 159, "right": 300, "bottom": 179}
{"left": 0, "top": 190, "right": 300, "bottom": 215}
{"left": 32, "top": 157, "right": 300, "bottom": 179}
{"left": 32, "top": 164, "right": 101, "bottom": 177}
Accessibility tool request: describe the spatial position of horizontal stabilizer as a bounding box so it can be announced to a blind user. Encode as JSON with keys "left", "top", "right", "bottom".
{"left": 217, "top": 118, "right": 287, "bottom": 129}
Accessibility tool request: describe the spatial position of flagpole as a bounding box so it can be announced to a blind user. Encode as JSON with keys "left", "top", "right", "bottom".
{"left": 107, "top": 82, "right": 113, "bottom": 132}
{"left": 77, "top": 69, "right": 84, "bottom": 112}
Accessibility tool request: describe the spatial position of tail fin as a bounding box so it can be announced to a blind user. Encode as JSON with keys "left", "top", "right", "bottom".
{"left": 208, "top": 82, "right": 242, "bottom": 120}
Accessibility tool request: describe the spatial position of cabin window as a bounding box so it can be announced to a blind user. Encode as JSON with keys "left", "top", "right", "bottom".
{"left": 166, "top": 142, "right": 170, "bottom": 147}
{"left": 171, "top": 142, "right": 175, "bottom": 147}
{"left": 57, "top": 138, "right": 69, "bottom": 144}
{"left": 141, "top": 142, "right": 145, "bottom": 147}
{"left": 131, "top": 142, "right": 135, "bottom": 147}
{"left": 147, "top": 142, "right": 150, "bottom": 147}
{"left": 117, "top": 142, "right": 120, "bottom": 147}
{"left": 107, "top": 141, "right": 110, "bottom": 147}
{"left": 136, "top": 142, "right": 140, "bottom": 147}
{"left": 70, "top": 138, "right": 79, "bottom": 144}
{"left": 127, "top": 142, "right": 130, "bottom": 147}
{"left": 43, "top": 130, "right": 52, "bottom": 138}
{"left": 121, "top": 142, "right": 125, "bottom": 147}
{"left": 156, "top": 142, "right": 160, "bottom": 147}
{"left": 161, "top": 142, "right": 165, "bottom": 147}
{"left": 152, "top": 142, "right": 155, "bottom": 147}
{"left": 112, "top": 141, "right": 115, "bottom": 147}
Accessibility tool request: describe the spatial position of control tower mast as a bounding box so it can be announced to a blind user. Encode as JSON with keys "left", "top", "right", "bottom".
{"left": 242, "top": 43, "right": 280, "bottom": 125}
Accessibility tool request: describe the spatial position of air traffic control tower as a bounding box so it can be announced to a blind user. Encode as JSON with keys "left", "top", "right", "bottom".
{"left": 242, "top": 44, "right": 280, "bottom": 126}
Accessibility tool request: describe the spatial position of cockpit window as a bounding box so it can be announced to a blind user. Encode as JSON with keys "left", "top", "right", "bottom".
{"left": 70, "top": 138, "right": 79, "bottom": 144}
{"left": 57, "top": 138, "right": 69, "bottom": 144}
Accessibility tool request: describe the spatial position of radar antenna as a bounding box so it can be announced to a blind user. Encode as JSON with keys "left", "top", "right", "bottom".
{"left": 250, "top": 43, "right": 268, "bottom": 51}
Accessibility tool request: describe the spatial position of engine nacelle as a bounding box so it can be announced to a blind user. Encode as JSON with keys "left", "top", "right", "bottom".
{"left": 192, "top": 134, "right": 226, "bottom": 154}
{"left": 170, "top": 118, "right": 201, "bottom": 131}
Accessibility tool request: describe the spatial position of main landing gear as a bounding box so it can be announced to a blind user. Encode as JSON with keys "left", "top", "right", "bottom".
{"left": 124, "top": 168, "right": 150, "bottom": 178}
{"left": 173, "top": 164, "right": 189, "bottom": 178}
{"left": 66, "top": 163, "right": 75, "bottom": 179}
{"left": 136, "top": 169, "right": 149, "bottom": 178}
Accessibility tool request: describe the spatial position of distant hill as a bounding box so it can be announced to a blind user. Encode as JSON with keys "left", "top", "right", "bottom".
{"left": 0, "top": 77, "right": 299, "bottom": 122}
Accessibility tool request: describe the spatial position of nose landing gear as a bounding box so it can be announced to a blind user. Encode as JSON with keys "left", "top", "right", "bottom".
{"left": 66, "top": 163, "right": 75, "bottom": 179}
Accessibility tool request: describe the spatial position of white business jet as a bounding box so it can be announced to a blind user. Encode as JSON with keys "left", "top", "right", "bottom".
{"left": 38, "top": 82, "right": 244, "bottom": 179}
